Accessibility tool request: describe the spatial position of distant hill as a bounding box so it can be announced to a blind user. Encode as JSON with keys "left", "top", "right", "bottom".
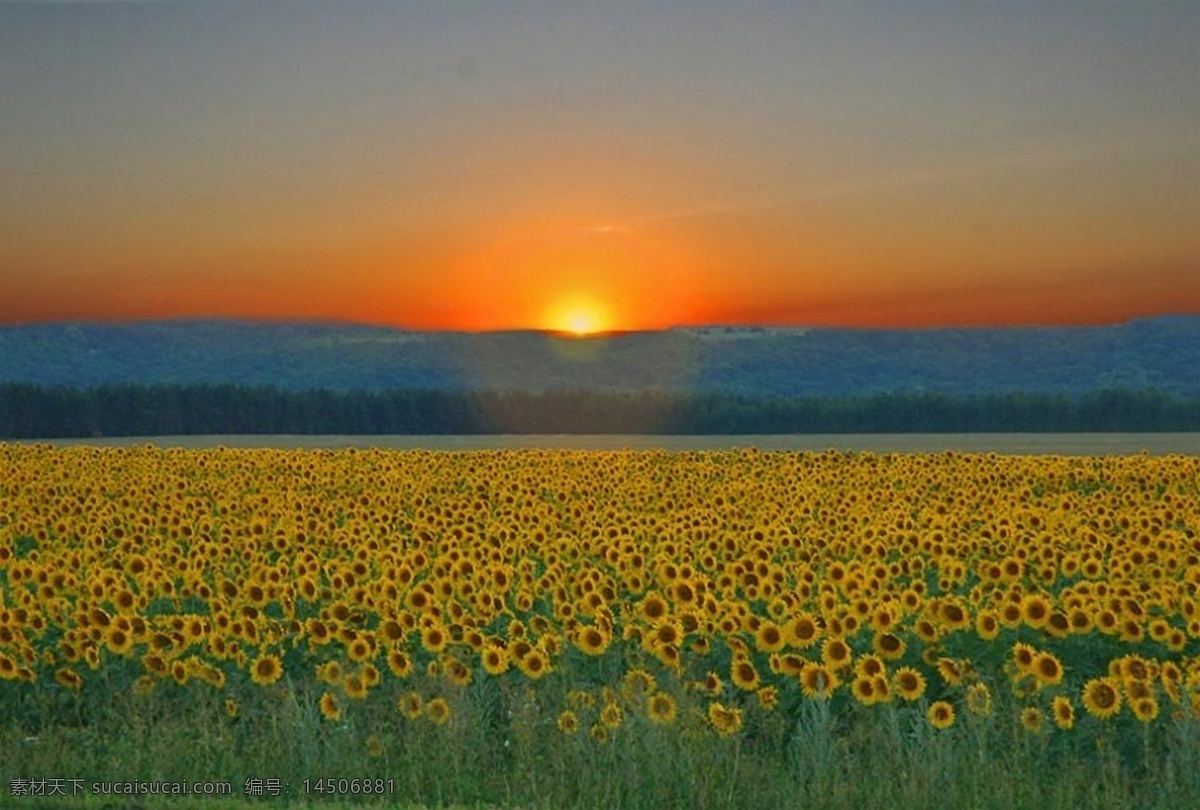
{"left": 0, "top": 315, "right": 1197, "bottom": 396}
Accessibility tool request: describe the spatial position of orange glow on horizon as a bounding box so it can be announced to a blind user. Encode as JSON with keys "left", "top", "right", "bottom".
{"left": 2, "top": 216, "right": 1197, "bottom": 332}
{"left": 544, "top": 295, "right": 612, "bottom": 335}
{"left": 434, "top": 219, "right": 708, "bottom": 333}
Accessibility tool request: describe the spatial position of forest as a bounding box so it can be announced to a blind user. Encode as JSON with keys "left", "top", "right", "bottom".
{"left": 1, "top": 383, "right": 1197, "bottom": 438}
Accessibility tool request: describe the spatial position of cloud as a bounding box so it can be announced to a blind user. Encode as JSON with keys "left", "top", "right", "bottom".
{"left": 578, "top": 224, "right": 635, "bottom": 237}
{"left": 613, "top": 118, "right": 1197, "bottom": 231}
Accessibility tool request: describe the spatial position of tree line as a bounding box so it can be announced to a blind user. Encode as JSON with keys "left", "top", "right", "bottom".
{"left": 1, "top": 383, "right": 1197, "bottom": 439}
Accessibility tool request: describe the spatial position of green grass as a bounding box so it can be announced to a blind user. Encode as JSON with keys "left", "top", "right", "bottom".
{"left": 3, "top": 664, "right": 1197, "bottom": 810}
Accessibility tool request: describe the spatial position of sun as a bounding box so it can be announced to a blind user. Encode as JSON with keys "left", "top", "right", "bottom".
{"left": 565, "top": 308, "right": 600, "bottom": 335}
{"left": 547, "top": 297, "right": 611, "bottom": 336}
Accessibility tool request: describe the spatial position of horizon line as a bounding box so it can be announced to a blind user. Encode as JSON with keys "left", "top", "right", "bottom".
{"left": 1, "top": 311, "right": 1197, "bottom": 334}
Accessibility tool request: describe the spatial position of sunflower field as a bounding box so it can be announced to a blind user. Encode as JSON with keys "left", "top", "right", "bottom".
{"left": 1, "top": 443, "right": 1198, "bottom": 809}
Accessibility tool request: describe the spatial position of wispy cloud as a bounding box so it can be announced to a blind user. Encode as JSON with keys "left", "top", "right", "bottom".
{"left": 578, "top": 224, "right": 635, "bottom": 237}
{"left": 618, "top": 120, "right": 1197, "bottom": 230}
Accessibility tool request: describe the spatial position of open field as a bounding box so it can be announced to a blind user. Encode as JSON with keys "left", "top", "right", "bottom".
{"left": 18, "top": 431, "right": 1200, "bottom": 455}
{"left": 1, "top": 444, "right": 1198, "bottom": 809}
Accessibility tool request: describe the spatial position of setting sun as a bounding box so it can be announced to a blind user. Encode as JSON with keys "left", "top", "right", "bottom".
{"left": 566, "top": 311, "right": 597, "bottom": 335}
{"left": 547, "top": 297, "right": 611, "bottom": 335}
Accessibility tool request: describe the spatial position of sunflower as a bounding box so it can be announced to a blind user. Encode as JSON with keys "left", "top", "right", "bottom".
{"left": 319, "top": 692, "right": 342, "bottom": 722}
{"left": 317, "top": 660, "right": 343, "bottom": 685}
{"left": 567, "top": 689, "right": 597, "bottom": 710}
{"left": 171, "top": 660, "right": 189, "bottom": 686}
{"left": 126, "top": 672, "right": 153, "bottom": 696}
{"left": 647, "top": 619, "right": 682, "bottom": 651}
{"left": 197, "top": 662, "right": 227, "bottom": 689}
{"left": 342, "top": 671, "right": 369, "bottom": 700}
{"left": 575, "top": 625, "right": 611, "bottom": 656}
{"left": 757, "top": 684, "right": 779, "bottom": 711}
{"left": 1167, "top": 629, "right": 1187, "bottom": 653}
{"left": 1044, "top": 611, "right": 1071, "bottom": 639}
{"left": 250, "top": 654, "right": 283, "bottom": 687}
{"left": 784, "top": 612, "right": 822, "bottom": 649}
{"left": 420, "top": 624, "right": 449, "bottom": 654}
{"left": 182, "top": 616, "right": 206, "bottom": 645}
{"left": 708, "top": 702, "right": 744, "bottom": 736}
{"left": 1066, "top": 607, "right": 1094, "bottom": 635}
{"left": 347, "top": 637, "right": 373, "bottom": 663}
{"left": 1117, "top": 618, "right": 1144, "bottom": 644}
{"left": 87, "top": 606, "right": 112, "bottom": 629}
{"left": 104, "top": 624, "right": 134, "bottom": 657}
{"left": 54, "top": 667, "right": 83, "bottom": 691}
{"left": 1131, "top": 696, "right": 1160, "bottom": 724}
{"left": 892, "top": 667, "right": 926, "bottom": 702}
{"left": 800, "top": 662, "right": 840, "bottom": 699}
{"left": 557, "top": 709, "right": 580, "bottom": 734}
{"left": 1114, "top": 654, "right": 1152, "bottom": 684}
{"left": 480, "top": 643, "right": 510, "bottom": 676}
{"left": 730, "top": 657, "right": 760, "bottom": 691}
{"left": 639, "top": 592, "right": 670, "bottom": 623}
{"left": 398, "top": 691, "right": 422, "bottom": 720}
{"left": 868, "top": 605, "right": 897, "bottom": 634}
{"left": 1148, "top": 619, "right": 1172, "bottom": 643}
{"left": 386, "top": 648, "right": 413, "bottom": 679}
{"left": 141, "top": 653, "right": 169, "bottom": 678}
{"left": 1032, "top": 652, "right": 1064, "bottom": 688}
{"left": 1051, "top": 695, "right": 1075, "bottom": 730}
{"left": 1095, "top": 609, "right": 1119, "bottom": 635}
{"left": 1160, "top": 662, "right": 1183, "bottom": 704}
{"left": 590, "top": 723, "right": 611, "bottom": 744}
{"left": 600, "top": 701, "right": 623, "bottom": 730}
{"left": 914, "top": 619, "right": 940, "bottom": 644}
{"left": 851, "top": 676, "right": 880, "bottom": 706}
{"left": 1020, "top": 706, "right": 1045, "bottom": 734}
{"left": 622, "top": 668, "right": 657, "bottom": 707}
{"left": 1011, "top": 643, "right": 1037, "bottom": 676}
{"left": 648, "top": 692, "right": 678, "bottom": 724}
{"left": 999, "top": 603, "right": 1023, "bottom": 629}
{"left": 871, "top": 632, "right": 906, "bottom": 661}
{"left": 872, "top": 674, "right": 893, "bottom": 703}
{"left": 1081, "top": 677, "right": 1122, "bottom": 720}
{"left": 516, "top": 648, "right": 550, "bottom": 679}
{"left": 700, "top": 671, "right": 724, "bottom": 696}
{"left": 670, "top": 576, "right": 699, "bottom": 607}
{"left": 939, "top": 599, "right": 970, "bottom": 631}
{"left": 821, "top": 637, "right": 852, "bottom": 670}
{"left": 442, "top": 655, "right": 472, "bottom": 688}
{"left": 936, "top": 657, "right": 970, "bottom": 687}
{"left": 854, "top": 654, "right": 886, "bottom": 680}
{"left": 425, "top": 696, "right": 451, "bottom": 725}
{"left": 753, "top": 620, "right": 785, "bottom": 653}
{"left": 1020, "top": 594, "right": 1051, "bottom": 629}
{"left": 954, "top": 677, "right": 987, "bottom": 714}
{"left": 464, "top": 629, "right": 486, "bottom": 651}
{"left": 776, "top": 653, "right": 806, "bottom": 677}
{"left": 307, "top": 619, "right": 332, "bottom": 647}
{"left": 974, "top": 611, "right": 1000, "bottom": 641}
{"left": 927, "top": 700, "right": 956, "bottom": 730}
{"left": 224, "top": 698, "right": 239, "bottom": 719}
{"left": 882, "top": 578, "right": 911, "bottom": 606}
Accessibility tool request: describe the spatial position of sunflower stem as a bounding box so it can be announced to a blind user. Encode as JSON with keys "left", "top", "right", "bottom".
{"left": 726, "top": 736, "right": 741, "bottom": 808}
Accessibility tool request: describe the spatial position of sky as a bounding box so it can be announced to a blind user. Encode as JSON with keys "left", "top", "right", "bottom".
{"left": 2, "top": 1, "right": 1198, "bottom": 332}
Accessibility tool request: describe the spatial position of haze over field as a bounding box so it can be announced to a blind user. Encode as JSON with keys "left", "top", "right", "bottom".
{"left": 2, "top": 1, "right": 1198, "bottom": 332}
{"left": 2, "top": 316, "right": 1197, "bottom": 395}
{"left": 31, "top": 433, "right": 1200, "bottom": 457}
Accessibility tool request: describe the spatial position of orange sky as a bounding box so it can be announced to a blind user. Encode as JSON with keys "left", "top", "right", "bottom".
{"left": 2, "top": 3, "right": 1198, "bottom": 331}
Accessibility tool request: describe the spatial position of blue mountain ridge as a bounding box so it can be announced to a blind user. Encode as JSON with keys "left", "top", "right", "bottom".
{"left": 0, "top": 315, "right": 1196, "bottom": 396}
